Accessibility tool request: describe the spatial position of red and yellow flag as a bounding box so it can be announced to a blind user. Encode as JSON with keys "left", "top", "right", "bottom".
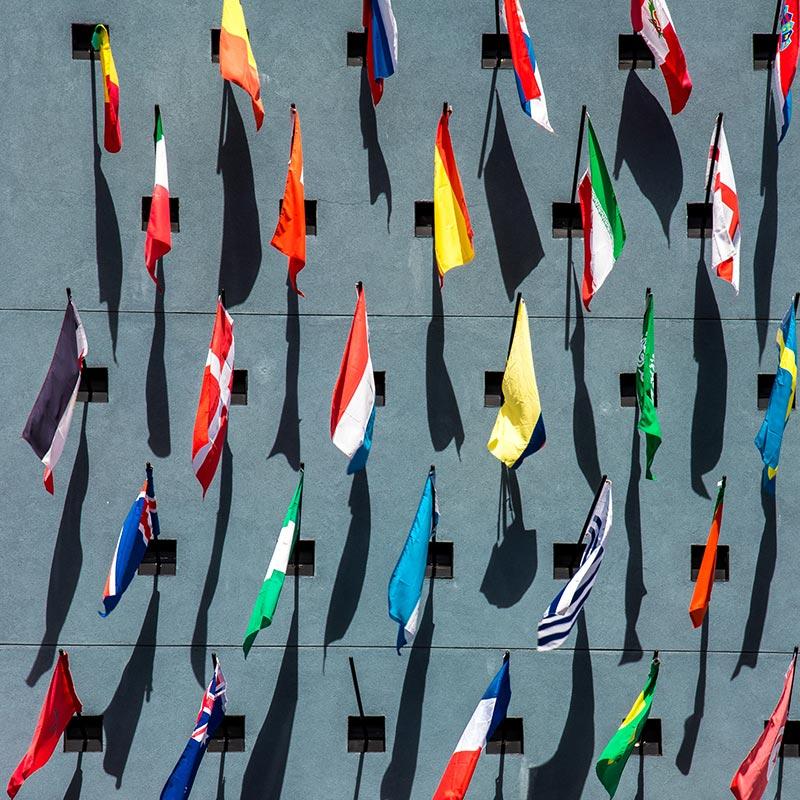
{"left": 220, "top": 0, "right": 264, "bottom": 130}
{"left": 271, "top": 105, "right": 306, "bottom": 296}
{"left": 688, "top": 477, "right": 726, "bottom": 628}
{"left": 91, "top": 25, "right": 122, "bottom": 153}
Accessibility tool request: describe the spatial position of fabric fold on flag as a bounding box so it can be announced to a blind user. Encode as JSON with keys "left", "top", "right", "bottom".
{"left": 773, "top": 1, "right": 800, "bottom": 143}
{"left": 689, "top": 477, "right": 726, "bottom": 628}
{"left": 91, "top": 24, "right": 122, "bottom": 152}
{"left": 22, "top": 295, "right": 88, "bottom": 494}
{"left": 706, "top": 119, "right": 740, "bottom": 292}
{"left": 636, "top": 291, "right": 662, "bottom": 480}
{"left": 363, "top": 0, "right": 398, "bottom": 105}
{"left": 145, "top": 106, "right": 171, "bottom": 284}
{"left": 219, "top": 0, "right": 264, "bottom": 130}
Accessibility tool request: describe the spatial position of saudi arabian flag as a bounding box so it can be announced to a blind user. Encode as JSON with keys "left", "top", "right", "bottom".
{"left": 636, "top": 291, "right": 661, "bottom": 480}
{"left": 596, "top": 656, "right": 660, "bottom": 798}
{"left": 243, "top": 469, "right": 304, "bottom": 657}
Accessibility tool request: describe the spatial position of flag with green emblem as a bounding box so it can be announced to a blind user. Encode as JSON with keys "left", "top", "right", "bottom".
{"left": 636, "top": 290, "right": 661, "bottom": 479}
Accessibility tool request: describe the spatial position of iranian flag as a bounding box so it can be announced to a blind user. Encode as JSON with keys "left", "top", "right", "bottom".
{"left": 578, "top": 116, "right": 626, "bottom": 310}
{"left": 243, "top": 469, "right": 303, "bottom": 656}
{"left": 144, "top": 105, "right": 171, "bottom": 285}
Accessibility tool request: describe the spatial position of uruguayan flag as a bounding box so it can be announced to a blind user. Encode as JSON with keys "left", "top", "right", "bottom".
{"left": 537, "top": 478, "right": 612, "bottom": 651}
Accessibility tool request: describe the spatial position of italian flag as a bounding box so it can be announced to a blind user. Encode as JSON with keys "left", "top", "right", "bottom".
{"left": 243, "top": 469, "right": 303, "bottom": 657}
{"left": 578, "top": 117, "right": 626, "bottom": 310}
{"left": 144, "top": 106, "right": 171, "bottom": 284}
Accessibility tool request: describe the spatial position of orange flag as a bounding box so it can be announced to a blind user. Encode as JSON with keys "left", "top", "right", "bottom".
{"left": 271, "top": 105, "right": 306, "bottom": 296}
{"left": 689, "top": 476, "right": 726, "bottom": 628}
{"left": 219, "top": 0, "right": 264, "bottom": 130}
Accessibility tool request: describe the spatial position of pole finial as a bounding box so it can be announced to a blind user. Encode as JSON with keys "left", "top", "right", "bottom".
{"left": 653, "top": 650, "right": 660, "bottom": 661}
{"left": 66, "top": 287, "right": 72, "bottom": 302}
{"left": 793, "top": 292, "right": 799, "bottom": 312}
{"left": 218, "top": 288, "right": 226, "bottom": 307}
{"left": 211, "top": 652, "right": 218, "bottom": 669}
{"left": 356, "top": 280, "right": 363, "bottom": 291}
{"left": 503, "top": 650, "right": 510, "bottom": 662}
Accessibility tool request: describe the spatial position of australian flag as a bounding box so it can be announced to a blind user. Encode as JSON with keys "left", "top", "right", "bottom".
{"left": 161, "top": 659, "right": 227, "bottom": 800}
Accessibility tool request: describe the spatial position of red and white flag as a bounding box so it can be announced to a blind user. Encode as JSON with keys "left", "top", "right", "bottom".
{"left": 192, "top": 297, "right": 234, "bottom": 496}
{"left": 706, "top": 119, "right": 740, "bottom": 293}
{"left": 631, "top": 0, "right": 693, "bottom": 114}
{"left": 730, "top": 649, "right": 797, "bottom": 800}
{"left": 144, "top": 106, "right": 171, "bottom": 284}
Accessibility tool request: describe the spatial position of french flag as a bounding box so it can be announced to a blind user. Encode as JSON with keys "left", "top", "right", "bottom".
{"left": 774, "top": 1, "right": 800, "bottom": 143}
{"left": 500, "top": 0, "right": 552, "bottom": 132}
{"left": 363, "top": 0, "right": 398, "bottom": 105}
{"left": 432, "top": 654, "right": 511, "bottom": 800}
{"left": 330, "top": 283, "right": 375, "bottom": 472}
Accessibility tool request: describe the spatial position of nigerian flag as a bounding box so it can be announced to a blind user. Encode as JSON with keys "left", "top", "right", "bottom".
{"left": 596, "top": 656, "right": 660, "bottom": 798}
{"left": 636, "top": 291, "right": 661, "bottom": 480}
{"left": 243, "top": 469, "right": 304, "bottom": 657}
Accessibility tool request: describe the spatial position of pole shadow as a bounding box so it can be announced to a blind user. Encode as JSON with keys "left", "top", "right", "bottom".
{"left": 359, "top": 69, "right": 392, "bottom": 230}
{"left": 146, "top": 259, "right": 171, "bottom": 457}
{"left": 353, "top": 752, "right": 365, "bottom": 800}
{"left": 62, "top": 752, "right": 83, "bottom": 800}
{"left": 216, "top": 750, "right": 226, "bottom": 800}
{"left": 633, "top": 749, "right": 645, "bottom": 800}
{"left": 675, "top": 613, "right": 708, "bottom": 775}
{"left": 493, "top": 748, "right": 506, "bottom": 800}
{"left": 27, "top": 405, "right": 89, "bottom": 687}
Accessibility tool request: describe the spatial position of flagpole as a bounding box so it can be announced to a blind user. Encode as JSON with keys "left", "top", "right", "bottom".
{"left": 568, "top": 105, "right": 588, "bottom": 237}
{"left": 66, "top": 287, "right": 72, "bottom": 302}
{"left": 789, "top": 646, "right": 799, "bottom": 714}
{"left": 348, "top": 656, "right": 370, "bottom": 749}
{"left": 153, "top": 104, "right": 160, "bottom": 138}
{"left": 701, "top": 112, "right": 724, "bottom": 241}
{"left": 218, "top": 288, "right": 226, "bottom": 308}
{"left": 494, "top": 0, "right": 501, "bottom": 60}
{"left": 793, "top": 293, "right": 799, "bottom": 313}
{"left": 573, "top": 474, "right": 608, "bottom": 572}
{"left": 505, "top": 292, "right": 523, "bottom": 360}
{"left": 211, "top": 652, "right": 218, "bottom": 670}
{"left": 146, "top": 461, "right": 160, "bottom": 574}
{"left": 773, "top": 0, "right": 784, "bottom": 35}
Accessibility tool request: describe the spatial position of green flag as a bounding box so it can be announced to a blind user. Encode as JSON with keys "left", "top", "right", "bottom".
{"left": 636, "top": 291, "right": 661, "bottom": 479}
{"left": 596, "top": 656, "right": 660, "bottom": 798}
{"left": 243, "top": 469, "right": 304, "bottom": 657}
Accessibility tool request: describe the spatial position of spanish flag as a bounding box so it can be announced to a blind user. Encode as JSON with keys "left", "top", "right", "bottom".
{"left": 220, "top": 0, "right": 264, "bottom": 131}
{"left": 688, "top": 477, "right": 725, "bottom": 628}
{"left": 91, "top": 25, "right": 122, "bottom": 153}
{"left": 487, "top": 295, "right": 545, "bottom": 469}
{"left": 434, "top": 105, "right": 473, "bottom": 282}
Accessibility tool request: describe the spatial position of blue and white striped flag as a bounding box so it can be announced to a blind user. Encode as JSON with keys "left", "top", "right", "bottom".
{"left": 537, "top": 478, "right": 612, "bottom": 651}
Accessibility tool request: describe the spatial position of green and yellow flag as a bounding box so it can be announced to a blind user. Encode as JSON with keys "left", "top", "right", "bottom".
{"left": 636, "top": 291, "right": 661, "bottom": 479}
{"left": 596, "top": 656, "right": 660, "bottom": 798}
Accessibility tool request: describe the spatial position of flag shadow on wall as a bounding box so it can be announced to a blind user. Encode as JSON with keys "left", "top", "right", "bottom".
{"left": 359, "top": 68, "right": 392, "bottom": 231}
{"left": 146, "top": 259, "right": 171, "bottom": 457}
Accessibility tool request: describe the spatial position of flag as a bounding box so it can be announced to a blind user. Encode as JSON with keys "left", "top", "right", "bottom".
{"left": 432, "top": 655, "right": 511, "bottom": 800}
{"left": 706, "top": 119, "right": 740, "bottom": 293}
{"left": 243, "top": 469, "right": 304, "bottom": 657}
{"left": 219, "top": 0, "right": 264, "bottom": 130}
{"left": 91, "top": 24, "right": 122, "bottom": 152}
{"left": 755, "top": 300, "right": 797, "bottom": 487}
{"left": 538, "top": 478, "right": 612, "bottom": 651}
{"left": 636, "top": 291, "right": 662, "bottom": 480}
{"left": 6, "top": 651, "right": 82, "bottom": 799}
{"left": 500, "top": 0, "right": 552, "bottom": 132}
{"left": 388, "top": 467, "right": 438, "bottom": 651}
{"left": 631, "top": 0, "right": 692, "bottom": 114}
{"left": 689, "top": 477, "right": 726, "bottom": 628}
{"left": 731, "top": 650, "right": 798, "bottom": 800}
{"left": 161, "top": 658, "right": 227, "bottom": 800}
{"left": 434, "top": 107, "right": 474, "bottom": 282}
{"left": 22, "top": 295, "right": 88, "bottom": 494}
{"left": 487, "top": 296, "right": 546, "bottom": 469}
{"left": 363, "top": 0, "right": 398, "bottom": 105}
{"left": 192, "top": 297, "right": 234, "bottom": 497}
{"left": 330, "top": 283, "right": 375, "bottom": 469}
{"left": 144, "top": 106, "right": 171, "bottom": 285}
{"left": 773, "top": 1, "right": 800, "bottom": 143}
{"left": 271, "top": 105, "right": 306, "bottom": 296}
{"left": 596, "top": 655, "right": 660, "bottom": 798}
{"left": 579, "top": 116, "right": 626, "bottom": 310}
{"left": 100, "top": 464, "right": 160, "bottom": 617}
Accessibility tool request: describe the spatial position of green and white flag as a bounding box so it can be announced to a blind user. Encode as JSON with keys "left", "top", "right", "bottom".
{"left": 636, "top": 291, "right": 661, "bottom": 480}
{"left": 243, "top": 469, "right": 304, "bottom": 657}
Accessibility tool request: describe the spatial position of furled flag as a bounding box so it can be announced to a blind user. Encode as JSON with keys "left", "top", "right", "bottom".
{"left": 487, "top": 295, "right": 545, "bottom": 469}
{"left": 22, "top": 293, "right": 88, "bottom": 494}
{"left": 91, "top": 24, "right": 122, "bottom": 152}
{"left": 636, "top": 291, "right": 662, "bottom": 481}
{"left": 538, "top": 478, "right": 612, "bottom": 651}
{"left": 99, "top": 464, "right": 160, "bottom": 617}
{"left": 271, "top": 105, "right": 306, "bottom": 296}
{"left": 144, "top": 106, "right": 171, "bottom": 285}
{"left": 579, "top": 116, "right": 626, "bottom": 310}
{"left": 330, "top": 283, "right": 376, "bottom": 471}
{"left": 596, "top": 654, "right": 660, "bottom": 798}
{"left": 689, "top": 476, "right": 726, "bottom": 628}
{"left": 161, "top": 658, "right": 227, "bottom": 800}
{"left": 631, "top": 0, "right": 692, "bottom": 114}
{"left": 773, "top": 1, "right": 800, "bottom": 143}
{"left": 6, "top": 651, "right": 82, "bottom": 799}
{"left": 706, "top": 117, "right": 740, "bottom": 293}
{"left": 219, "top": 0, "right": 264, "bottom": 130}
{"left": 432, "top": 654, "right": 511, "bottom": 800}
{"left": 755, "top": 299, "right": 797, "bottom": 489}
{"left": 500, "top": 0, "right": 552, "bottom": 131}
{"left": 192, "top": 297, "right": 234, "bottom": 497}
{"left": 243, "top": 469, "right": 304, "bottom": 657}
{"left": 363, "top": 0, "right": 398, "bottom": 105}
{"left": 388, "top": 467, "right": 439, "bottom": 652}
{"left": 731, "top": 649, "right": 798, "bottom": 800}
{"left": 434, "top": 106, "right": 474, "bottom": 283}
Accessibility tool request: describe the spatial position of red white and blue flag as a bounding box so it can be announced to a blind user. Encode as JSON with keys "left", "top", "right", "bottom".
{"left": 99, "top": 464, "right": 160, "bottom": 617}
{"left": 362, "top": 0, "right": 398, "bottom": 105}
{"left": 161, "top": 658, "right": 227, "bottom": 800}
{"left": 500, "top": 0, "right": 552, "bottom": 132}
{"left": 774, "top": 1, "right": 800, "bottom": 142}
{"left": 432, "top": 654, "right": 511, "bottom": 800}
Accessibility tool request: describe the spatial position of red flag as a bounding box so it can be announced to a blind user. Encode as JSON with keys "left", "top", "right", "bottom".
{"left": 144, "top": 106, "right": 171, "bottom": 285}
{"left": 730, "top": 650, "right": 797, "bottom": 800}
{"left": 688, "top": 477, "right": 725, "bottom": 628}
{"left": 7, "top": 651, "right": 82, "bottom": 798}
{"left": 271, "top": 105, "right": 306, "bottom": 296}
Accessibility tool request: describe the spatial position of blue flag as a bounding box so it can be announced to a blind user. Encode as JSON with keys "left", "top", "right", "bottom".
{"left": 347, "top": 406, "right": 376, "bottom": 474}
